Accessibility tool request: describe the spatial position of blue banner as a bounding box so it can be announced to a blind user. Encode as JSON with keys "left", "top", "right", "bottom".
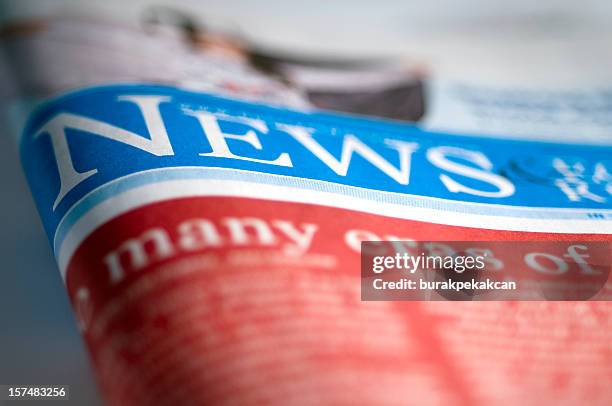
{"left": 20, "top": 85, "right": 612, "bottom": 239}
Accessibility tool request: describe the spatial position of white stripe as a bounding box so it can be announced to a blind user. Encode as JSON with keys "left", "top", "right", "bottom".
{"left": 56, "top": 178, "right": 611, "bottom": 279}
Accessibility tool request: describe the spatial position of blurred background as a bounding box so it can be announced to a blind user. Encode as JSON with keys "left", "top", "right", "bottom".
{"left": 1, "top": 1, "right": 611, "bottom": 404}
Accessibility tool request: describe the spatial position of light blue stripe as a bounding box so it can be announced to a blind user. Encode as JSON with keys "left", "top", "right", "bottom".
{"left": 53, "top": 166, "right": 612, "bottom": 255}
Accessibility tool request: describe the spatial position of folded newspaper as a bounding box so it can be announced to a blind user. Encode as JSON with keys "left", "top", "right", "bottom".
{"left": 1, "top": 2, "right": 611, "bottom": 405}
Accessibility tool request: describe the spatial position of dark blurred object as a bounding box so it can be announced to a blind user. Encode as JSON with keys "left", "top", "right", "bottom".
{"left": 251, "top": 52, "right": 427, "bottom": 121}
{"left": 143, "top": 5, "right": 428, "bottom": 122}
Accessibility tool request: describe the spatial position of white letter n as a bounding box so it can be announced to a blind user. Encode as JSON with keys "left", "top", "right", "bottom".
{"left": 36, "top": 95, "right": 174, "bottom": 210}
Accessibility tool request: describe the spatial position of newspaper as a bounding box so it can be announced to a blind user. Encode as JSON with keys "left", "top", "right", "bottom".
{"left": 1, "top": 3, "right": 611, "bottom": 405}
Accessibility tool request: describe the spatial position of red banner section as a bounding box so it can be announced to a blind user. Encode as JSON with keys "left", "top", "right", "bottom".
{"left": 66, "top": 197, "right": 611, "bottom": 405}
